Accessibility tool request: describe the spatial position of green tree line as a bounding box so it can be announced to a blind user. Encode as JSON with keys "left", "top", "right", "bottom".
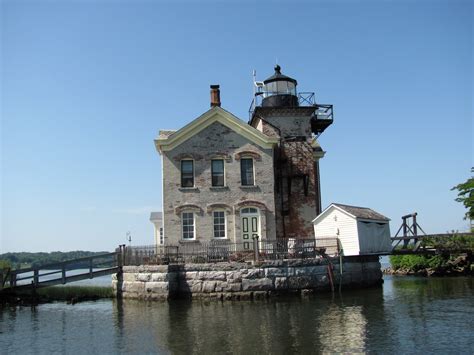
{"left": 0, "top": 250, "right": 114, "bottom": 270}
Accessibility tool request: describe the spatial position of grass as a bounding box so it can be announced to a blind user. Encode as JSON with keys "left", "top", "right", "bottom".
{"left": 1, "top": 286, "right": 114, "bottom": 304}
{"left": 36, "top": 286, "right": 114, "bottom": 301}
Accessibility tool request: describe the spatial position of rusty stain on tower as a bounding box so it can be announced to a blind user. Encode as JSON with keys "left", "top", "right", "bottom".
{"left": 249, "top": 65, "right": 333, "bottom": 239}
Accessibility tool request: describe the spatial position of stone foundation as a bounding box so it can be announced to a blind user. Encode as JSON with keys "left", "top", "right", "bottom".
{"left": 112, "top": 256, "right": 382, "bottom": 300}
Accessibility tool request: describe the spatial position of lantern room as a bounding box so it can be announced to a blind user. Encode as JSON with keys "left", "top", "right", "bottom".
{"left": 261, "top": 65, "right": 299, "bottom": 108}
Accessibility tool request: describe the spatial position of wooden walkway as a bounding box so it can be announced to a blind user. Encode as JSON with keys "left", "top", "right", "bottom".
{"left": 391, "top": 232, "right": 473, "bottom": 255}
{"left": 0, "top": 248, "right": 124, "bottom": 292}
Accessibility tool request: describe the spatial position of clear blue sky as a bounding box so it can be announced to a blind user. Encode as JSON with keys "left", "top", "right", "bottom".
{"left": 1, "top": 0, "right": 472, "bottom": 252}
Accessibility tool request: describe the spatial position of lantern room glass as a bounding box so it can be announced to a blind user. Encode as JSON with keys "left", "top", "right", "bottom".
{"left": 263, "top": 80, "right": 296, "bottom": 97}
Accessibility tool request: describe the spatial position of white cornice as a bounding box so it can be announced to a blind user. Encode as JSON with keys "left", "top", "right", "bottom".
{"left": 155, "top": 106, "right": 279, "bottom": 154}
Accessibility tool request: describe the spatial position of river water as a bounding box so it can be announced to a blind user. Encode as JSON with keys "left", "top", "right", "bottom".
{"left": 1, "top": 275, "right": 473, "bottom": 354}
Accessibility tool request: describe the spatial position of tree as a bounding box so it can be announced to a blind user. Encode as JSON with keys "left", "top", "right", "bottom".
{"left": 451, "top": 167, "right": 474, "bottom": 221}
{"left": 0, "top": 259, "right": 11, "bottom": 270}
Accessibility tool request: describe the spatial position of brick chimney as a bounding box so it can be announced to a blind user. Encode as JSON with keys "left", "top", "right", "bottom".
{"left": 210, "top": 85, "right": 221, "bottom": 107}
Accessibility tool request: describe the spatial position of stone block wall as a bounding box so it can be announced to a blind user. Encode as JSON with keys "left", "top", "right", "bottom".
{"left": 112, "top": 265, "right": 180, "bottom": 300}
{"left": 113, "top": 256, "right": 382, "bottom": 300}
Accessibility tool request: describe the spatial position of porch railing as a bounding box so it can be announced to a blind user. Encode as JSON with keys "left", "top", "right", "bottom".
{"left": 123, "top": 238, "right": 340, "bottom": 265}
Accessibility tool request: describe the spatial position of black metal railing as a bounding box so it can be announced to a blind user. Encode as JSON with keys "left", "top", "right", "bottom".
{"left": 123, "top": 238, "right": 340, "bottom": 265}
{"left": 248, "top": 92, "right": 319, "bottom": 119}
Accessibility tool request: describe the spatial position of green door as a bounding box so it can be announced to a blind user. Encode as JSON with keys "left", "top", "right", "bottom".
{"left": 241, "top": 208, "right": 259, "bottom": 250}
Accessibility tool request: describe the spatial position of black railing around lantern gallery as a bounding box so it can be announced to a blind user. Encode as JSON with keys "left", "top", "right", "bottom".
{"left": 248, "top": 91, "right": 333, "bottom": 121}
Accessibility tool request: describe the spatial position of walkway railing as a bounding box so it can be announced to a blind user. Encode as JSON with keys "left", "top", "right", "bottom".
{"left": 123, "top": 238, "right": 340, "bottom": 265}
{"left": 0, "top": 249, "right": 123, "bottom": 291}
{"left": 391, "top": 232, "right": 474, "bottom": 254}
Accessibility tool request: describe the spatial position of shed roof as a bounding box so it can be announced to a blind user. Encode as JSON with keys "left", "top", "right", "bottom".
{"left": 313, "top": 203, "right": 390, "bottom": 224}
{"left": 332, "top": 203, "right": 390, "bottom": 221}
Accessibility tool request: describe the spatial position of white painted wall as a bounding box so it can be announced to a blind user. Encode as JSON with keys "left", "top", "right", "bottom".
{"left": 313, "top": 206, "right": 359, "bottom": 256}
{"left": 151, "top": 219, "right": 163, "bottom": 245}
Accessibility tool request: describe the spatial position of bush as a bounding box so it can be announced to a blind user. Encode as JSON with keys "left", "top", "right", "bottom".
{"left": 390, "top": 254, "right": 441, "bottom": 271}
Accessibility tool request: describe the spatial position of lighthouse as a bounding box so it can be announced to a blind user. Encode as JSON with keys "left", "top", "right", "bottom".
{"left": 249, "top": 65, "right": 333, "bottom": 239}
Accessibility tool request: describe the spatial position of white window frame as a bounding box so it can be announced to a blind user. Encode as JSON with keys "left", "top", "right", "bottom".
{"left": 240, "top": 157, "right": 255, "bottom": 186}
{"left": 181, "top": 212, "right": 195, "bottom": 240}
{"left": 181, "top": 159, "right": 194, "bottom": 188}
{"left": 213, "top": 210, "right": 227, "bottom": 239}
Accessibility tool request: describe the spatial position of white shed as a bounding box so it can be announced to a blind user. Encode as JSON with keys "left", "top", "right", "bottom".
{"left": 312, "top": 203, "right": 392, "bottom": 256}
{"left": 150, "top": 212, "right": 163, "bottom": 245}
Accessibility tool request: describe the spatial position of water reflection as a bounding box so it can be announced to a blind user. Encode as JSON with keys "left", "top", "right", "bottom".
{"left": 112, "top": 287, "right": 390, "bottom": 354}
{"left": 1, "top": 277, "right": 473, "bottom": 354}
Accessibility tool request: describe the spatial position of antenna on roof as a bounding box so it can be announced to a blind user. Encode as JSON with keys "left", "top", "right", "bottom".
{"left": 252, "top": 69, "right": 264, "bottom": 96}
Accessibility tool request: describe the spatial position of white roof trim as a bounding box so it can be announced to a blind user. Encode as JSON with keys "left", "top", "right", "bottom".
{"left": 312, "top": 204, "right": 355, "bottom": 224}
{"left": 154, "top": 106, "right": 279, "bottom": 153}
{"left": 313, "top": 204, "right": 391, "bottom": 224}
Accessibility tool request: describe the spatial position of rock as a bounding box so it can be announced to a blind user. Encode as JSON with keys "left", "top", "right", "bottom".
{"left": 265, "top": 268, "right": 287, "bottom": 277}
{"left": 145, "top": 282, "right": 169, "bottom": 293}
{"left": 202, "top": 281, "right": 217, "bottom": 293}
{"left": 223, "top": 282, "right": 242, "bottom": 292}
{"left": 274, "top": 277, "right": 288, "bottom": 290}
{"left": 294, "top": 266, "right": 324, "bottom": 276}
{"left": 214, "top": 281, "right": 226, "bottom": 292}
{"left": 184, "top": 271, "right": 198, "bottom": 280}
{"left": 136, "top": 273, "right": 151, "bottom": 282}
{"left": 243, "top": 269, "right": 264, "bottom": 279}
{"left": 198, "top": 271, "right": 226, "bottom": 281}
{"left": 452, "top": 255, "right": 467, "bottom": 266}
{"left": 288, "top": 276, "right": 315, "bottom": 289}
{"left": 226, "top": 271, "right": 243, "bottom": 282}
{"left": 122, "top": 273, "right": 138, "bottom": 282}
{"left": 242, "top": 278, "right": 273, "bottom": 291}
{"left": 122, "top": 281, "right": 145, "bottom": 293}
{"left": 151, "top": 273, "right": 169, "bottom": 282}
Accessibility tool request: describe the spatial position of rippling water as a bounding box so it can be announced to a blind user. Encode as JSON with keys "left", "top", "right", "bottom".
{"left": 1, "top": 276, "right": 473, "bottom": 354}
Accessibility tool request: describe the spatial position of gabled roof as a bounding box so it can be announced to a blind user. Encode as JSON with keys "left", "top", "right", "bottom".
{"left": 154, "top": 106, "right": 279, "bottom": 153}
{"left": 333, "top": 203, "right": 390, "bottom": 221}
{"left": 313, "top": 203, "right": 390, "bottom": 223}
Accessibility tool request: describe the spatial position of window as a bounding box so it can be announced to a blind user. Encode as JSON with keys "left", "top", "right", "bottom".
{"left": 181, "top": 160, "right": 194, "bottom": 187}
{"left": 211, "top": 159, "right": 224, "bottom": 187}
{"left": 240, "top": 158, "right": 254, "bottom": 186}
{"left": 159, "top": 227, "right": 164, "bottom": 245}
{"left": 182, "top": 212, "right": 195, "bottom": 239}
{"left": 213, "top": 211, "right": 226, "bottom": 238}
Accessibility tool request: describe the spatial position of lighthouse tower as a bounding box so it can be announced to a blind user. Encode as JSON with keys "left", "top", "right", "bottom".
{"left": 249, "top": 65, "right": 333, "bottom": 239}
